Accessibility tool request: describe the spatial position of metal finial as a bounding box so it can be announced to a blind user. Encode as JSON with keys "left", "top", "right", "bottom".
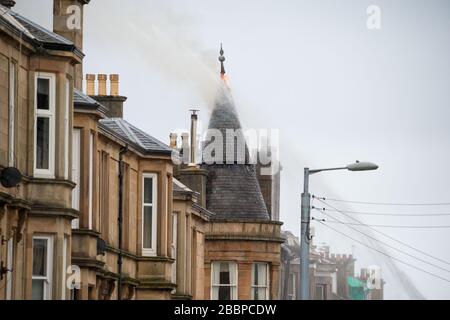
{"left": 219, "top": 43, "right": 225, "bottom": 75}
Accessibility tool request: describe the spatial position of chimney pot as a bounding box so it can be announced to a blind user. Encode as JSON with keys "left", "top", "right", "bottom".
{"left": 181, "top": 133, "right": 190, "bottom": 164}
{"left": 190, "top": 110, "right": 199, "bottom": 165}
{"left": 109, "top": 74, "right": 119, "bottom": 96}
{"left": 86, "top": 74, "right": 96, "bottom": 95}
{"left": 169, "top": 133, "right": 178, "bottom": 149}
{"left": 97, "top": 74, "right": 107, "bottom": 96}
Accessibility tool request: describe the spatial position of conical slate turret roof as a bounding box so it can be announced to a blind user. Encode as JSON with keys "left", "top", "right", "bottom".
{"left": 202, "top": 82, "right": 269, "bottom": 220}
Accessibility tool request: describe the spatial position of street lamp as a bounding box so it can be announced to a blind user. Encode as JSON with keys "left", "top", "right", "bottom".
{"left": 299, "top": 161, "right": 378, "bottom": 300}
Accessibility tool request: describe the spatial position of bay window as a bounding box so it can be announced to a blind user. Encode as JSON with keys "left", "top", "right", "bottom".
{"left": 32, "top": 236, "right": 53, "bottom": 300}
{"left": 211, "top": 262, "right": 237, "bottom": 300}
{"left": 142, "top": 173, "right": 157, "bottom": 256}
{"left": 251, "top": 262, "right": 269, "bottom": 300}
{"left": 34, "top": 73, "right": 55, "bottom": 177}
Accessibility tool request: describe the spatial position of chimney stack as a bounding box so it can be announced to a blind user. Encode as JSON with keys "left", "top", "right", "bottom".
{"left": 176, "top": 110, "right": 208, "bottom": 208}
{"left": 53, "top": 0, "right": 90, "bottom": 90}
{"left": 88, "top": 73, "right": 127, "bottom": 118}
{"left": 86, "top": 74, "right": 95, "bottom": 95}
{"left": 0, "top": 0, "right": 16, "bottom": 8}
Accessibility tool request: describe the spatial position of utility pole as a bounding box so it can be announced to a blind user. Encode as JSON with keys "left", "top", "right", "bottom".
{"left": 300, "top": 168, "right": 311, "bottom": 300}
{"left": 299, "top": 161, "right": 378, "bottom": 300}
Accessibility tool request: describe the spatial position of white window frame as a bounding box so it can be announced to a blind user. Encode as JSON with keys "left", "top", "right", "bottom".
{"left": 211, "top": 261, "right": 238, "bottom": 300}
{"left": 6, "top": 237, "right": 14, "bottom": 300}
{"left": 64, "top": 79, "right": 70, "bottom": 179}
{"left": 32, "top": 235, "right": 53, "bottom": 300}
{"left": 142, "top": 173, "right": 157, "bottom": 257}
{"left": 34, "top": 72, "right": 56, "bottom": 178}
{"left": 251, "top": 262, "right": 270, "bottom": 300}
{"left": 71, "top": 128, "right": 81, "bottom": 229}
{"left": 8, "top": 61, "right": 16, "bottom": 167}
{"left": 88, "top": 131, "right": 94, "bottom": 229}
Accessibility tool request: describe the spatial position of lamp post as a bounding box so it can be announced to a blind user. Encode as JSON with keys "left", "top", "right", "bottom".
{"left": 299, "top": 161, "right": 378, "bottom": 300}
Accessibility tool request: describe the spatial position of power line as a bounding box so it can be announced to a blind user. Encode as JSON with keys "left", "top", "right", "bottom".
{"left": 312, "top": 217, "right": 450, "bottom": 229}
{"left": 313, "top": 195, "right": 450, "bottom": 206}
{"left": 313, "top": 207, "right": 450, "bottom": 217}
{"left": 315, "top": 198, "right": 450, "bottom": 266}
{"left": 312, "top": 209, "right": 450, "bottom": 274}
{"left": 315, "top": 220, "right": 450, "bottom": 284}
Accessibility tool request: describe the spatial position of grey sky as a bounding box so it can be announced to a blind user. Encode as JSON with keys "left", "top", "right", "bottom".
{"left": 14, "top": 0, "right": 450, "bottom": 299}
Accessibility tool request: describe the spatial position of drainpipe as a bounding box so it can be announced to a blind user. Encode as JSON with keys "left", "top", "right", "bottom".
{"left": 118, "top": 145, "right": 128, "bottom": 300}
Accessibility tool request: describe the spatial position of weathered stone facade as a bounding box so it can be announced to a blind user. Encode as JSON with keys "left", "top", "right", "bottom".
{"left": 0, "top": 2, "right": 80, "bottom": 300}
{"left": 0, "top": 1, "right": 283, "bottom": 301}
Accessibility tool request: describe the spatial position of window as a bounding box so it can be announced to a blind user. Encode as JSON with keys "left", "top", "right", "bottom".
{"left": 6, "top": 237, "right": 14, "bottom": 300}
{"left": 251, "top": 263, "right": 269, "bottom": 300}
{"left": 32, "top": 236, "right": 53, "bottom": 300}
{"left": 171, "top": 213, "right": 178, "bottom": 288}
{"left": 287, "top": 273, "right": 296, "bottom": 300}
{"left": 61, "top": 237, "right": 68, "bottom": 300}
{"left": 315, "top": 284, "right": 325, "bottom": 300}
{"left": 88, "top": 132, "right": 94, "bottom": 229}
{"left": 64, "top": 79, "right": 70, "bottom": 179}
{"left": 71, "top": 128, "right": 81, "bottom": 229}
{"left": 211, "top": 262, "right": 237, "bottom": 300}
{"left": 8, "top": 62, "right": 16, "bottom": 167}
{"left": 34, "top": 73, "right": 55, "bottom": 177}
{"left": 142, "top": 173, "right": 157, "bottom": 256}
{"left": 99, "top": 151, "right": 110, "bottom": 237}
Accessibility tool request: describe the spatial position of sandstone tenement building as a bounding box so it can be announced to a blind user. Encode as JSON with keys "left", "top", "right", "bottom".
{"left": 0, "top": 0, "right": 282, "bottom": 300}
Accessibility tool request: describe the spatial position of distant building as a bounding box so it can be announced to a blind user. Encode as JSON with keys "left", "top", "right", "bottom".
{"left": 280, "top": 230, "right": 384, "bottom": 300}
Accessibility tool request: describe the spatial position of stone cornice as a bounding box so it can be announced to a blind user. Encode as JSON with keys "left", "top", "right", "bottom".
{"left": 30, "top": 205, "right": 79, "bottom": 220}
{"left": 105, "top": 245, "right": 175, "bottom": 263}
{"left": 205, "top": 234, "right": 285, "bottom": 243}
